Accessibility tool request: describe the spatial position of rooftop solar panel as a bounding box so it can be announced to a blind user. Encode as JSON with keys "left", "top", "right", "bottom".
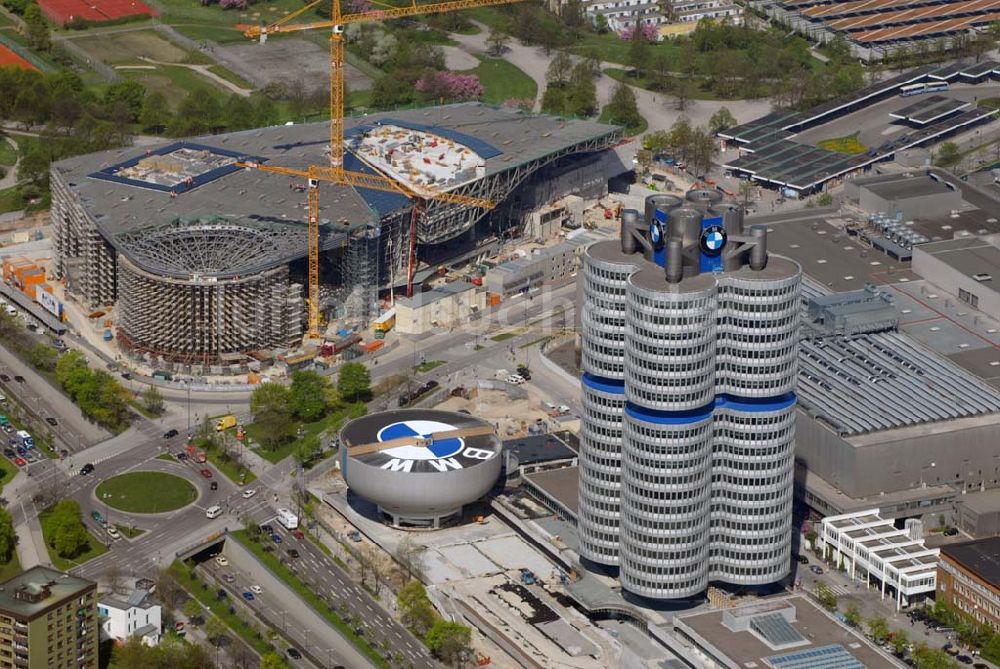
{"left": 750, "top": 614, "right": 806, "bottom": 649}
{"left": 765, "top": 644, "right": 866, "bottom": 669}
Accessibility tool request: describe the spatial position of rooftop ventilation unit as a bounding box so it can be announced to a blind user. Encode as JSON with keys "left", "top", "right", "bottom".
{"left": 974, "top": 274, "right": 993, "bottom": 282}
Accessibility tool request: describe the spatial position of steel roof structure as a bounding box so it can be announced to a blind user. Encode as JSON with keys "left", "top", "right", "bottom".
{"left": 889, "top": 94, "right": 969, "bottom": 125}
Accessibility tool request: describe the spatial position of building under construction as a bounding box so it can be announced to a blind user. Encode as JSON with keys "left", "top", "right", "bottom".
{"left": 51, "top": 103, "right": 621, "bottom": 370}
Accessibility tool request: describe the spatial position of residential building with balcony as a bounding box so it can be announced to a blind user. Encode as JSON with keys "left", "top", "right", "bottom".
{"left": 938, "top": 537, "right": 1000, "bottom": 630}
{"left": 0, "top": 566, "right": 98, "bottom": 669}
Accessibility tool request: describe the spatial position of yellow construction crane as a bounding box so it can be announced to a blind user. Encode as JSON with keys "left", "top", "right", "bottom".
{"left": 237, "top": 0, "right": 527, "bottom": 339}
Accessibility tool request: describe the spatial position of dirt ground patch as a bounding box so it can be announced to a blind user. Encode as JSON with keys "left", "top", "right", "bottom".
{"left": 213, "top": 37, "right": 372, "bottom": 91}
{"left": 73, "top": 30, "right": 190, "bottom": 65}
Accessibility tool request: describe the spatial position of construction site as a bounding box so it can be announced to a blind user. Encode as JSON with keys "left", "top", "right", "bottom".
{"left": 49, "top": 104, "right": 622, "bottom": 373}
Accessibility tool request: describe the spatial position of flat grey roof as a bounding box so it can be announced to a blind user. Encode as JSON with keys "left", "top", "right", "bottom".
{"left": 525, "top": 466, "right": 579, "bottom": 514}
{"left": 54, "top": 103, "right": 618, "bottom": 273}
{"left": 397, "top": 281, "right": 477, "bottom": 308}
{"left": 889, "top": 95, "right": 969, "bottom": 125}
{"left": 0, "top": 566, "right": 94, "bottom": 620}
{"left": 677, "top": 596, "right": 896, "bottom": 669}
{"left": 862, "top": 174, "right": 953, "bottom": 201}
{"left": 916, "top": 236, "right": 1000, "bottom": 281}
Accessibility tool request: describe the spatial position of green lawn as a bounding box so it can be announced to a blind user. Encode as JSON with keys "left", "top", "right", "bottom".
{"left": 491, "top": 331, "right": 521, "bottom": 342}
{"left": 415, "top": 360, "right": 445, "bottom": 373}
{"left": 156, "top": 453, "right": 175, "bottom": 461}
{"left": 207, "top": 64, "right": 252, "bottom": 89}
{"left": 203, "top": 445, "right": 256, "bottom": 485}
{"left": 118, "top": 65, "right": 234, "bottom": 109}
{"left": 603, "top": 67, "right": 729, "bottom": 101}
{"left": 169, "top": 561, "right": 289, "bottom": 662}
{"left": 246, "top": 403, "right": 364, "bottom": 464}
{"left": 0, "top": 552, "right": 20, "bottom": 581}
{"left": 599, "top": 103, "right": 647, "bottom": 136}
{"left": 95, "top": 472, "right": 197, "bottom": 513}
{"left": 0, "top": 186, "right": 25, "bottom": 214}
{"left": 0, "top": 139, "right": 15, "bottom": 168}
{"left": 817, "top": 133, "right": 868, "bottom": 155}
{"left": 38, "top": 508, "right": 108, "bottom": 571}
{"left": 469, "top": 56, "right": 536, "bottom": 105}
{"left": 980, "top": 97, "right": 1000, "bottom": 110}
{"left": 230, "top": 530, "right": 392, "bottom": 668}
{"left": 156, "top": 0, "right": 325, "bottom": 43}
{"left": 0, "top": 456, "right": 16, "bottom": 496}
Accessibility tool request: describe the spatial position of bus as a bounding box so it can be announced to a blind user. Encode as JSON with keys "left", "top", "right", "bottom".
{"left": 276, "top": 508, "right": 299, "bottom": 530}
{"left": 899, "top": 82, "right": 950, "bottom": 97}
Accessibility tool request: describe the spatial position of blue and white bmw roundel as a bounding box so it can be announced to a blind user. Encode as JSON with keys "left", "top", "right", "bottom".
{"left": 700, "top": 225, "right": 727, "bottom": 256}
{"left": 649, "top": 220, "right": 663, "bottom": 246}
{"left": 375, "top": 420, "right": 464, "bottom": 461}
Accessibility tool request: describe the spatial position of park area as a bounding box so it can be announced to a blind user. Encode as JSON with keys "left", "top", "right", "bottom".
{"left": 95, "top": 471, "right": 198, "bottom": 513}
{"left": 818, "top": 133, "right": 868, "bottom": 155}
{"left": 70, "top": 29, "right": 247, "bottom": 106}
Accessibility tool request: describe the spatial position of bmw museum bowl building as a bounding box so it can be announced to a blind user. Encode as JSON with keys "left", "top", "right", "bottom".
{"left": 339, "top": 409, "right": 503, "bottom": 528}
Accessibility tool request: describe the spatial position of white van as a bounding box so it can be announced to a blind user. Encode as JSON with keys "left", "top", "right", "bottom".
{"left": 276, "top": 508, "right": 298, "bottom": 530}
{"left": 4, "top": 306, "right": 15, "bottom": 316}
{"left": 205, "top": 505, "right": 223, "bottom": 519}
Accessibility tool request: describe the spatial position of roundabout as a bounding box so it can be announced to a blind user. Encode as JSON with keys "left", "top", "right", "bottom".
{"left": 95, "top": 471, "right": 198, "bottom": 514}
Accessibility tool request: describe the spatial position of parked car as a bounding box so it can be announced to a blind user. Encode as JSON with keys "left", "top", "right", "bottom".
{"left": 0, "top": 375, "right": 10, "bottom": 382}
{"left": 13, "top": 376, "right": 24, "bottom": 383}
{"left": 222, "top": 574, "right": 235, "bottom": 584}
{"left": 809, "top": 565, "right": 823, "bottom": 575}
{"left": 2, "top": 448, "right": 12, "bottom": 458}
{"left": 163, "top": 429, "right": 179, "bottom": 439}
{"left": 249, "top": 585, "right": 262, "bottom": 595}
{"left": 796, "top": 555, "right": 809, "bottom": 565}
{"left": 241, "top": 591, "right": 255, "bottom": 602}
{"left": 214, "top": 556, "right": 229, "bottom": 567}
{"left": 199, "top": 469, "right": 213, "bottom": 479}
{"left": 506, "top": 374, "right": 525, "bottom": 385}
{"left": 13, "top": 458, "right": 25, "bottom": 467}
{"left": 79, "top": 463, "right": 94, "bottom": 475}
{"left": 957, "top": 656, "right": 973, "bottom": 665}
{"left": 260, "top": 524, "right": 273, "bottom": 534}
{"left": 286, "top": 648, "right": 302, "bottom": 659}
{"left": 210, "top": 481, "right": 218, "bottom": 491}
{"left": 45, "top": 417, "right": 57, "bottom": 426}
{"left": 286, "top": 548, "right": 299, "bottom": 559}
{"left": 1, "top": 425, "right": 12, "bottom": 434}
{"left": 271, "top": 534, "right": 282, "bottom": 544}
{"left": 292, "top": 530, "right": 305, "bottom": 540}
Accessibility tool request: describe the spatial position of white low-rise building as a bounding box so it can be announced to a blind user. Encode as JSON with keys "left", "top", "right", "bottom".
{"left": 819, "top": 510, "right": 939, "bottom": 610}
{"left": 581, "top": 0, "right": 742, "bottom": 38}
{"left": 98, "top": 589, "right": 161, "bottom": 646}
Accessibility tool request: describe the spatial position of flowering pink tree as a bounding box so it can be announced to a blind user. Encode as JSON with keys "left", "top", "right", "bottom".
{"left": 415, "top": 71, "right": 483, "bottom": 101}
{"left": 218, "top": 0, "right": 248, "bottom": 9}
{"left": 348, "top": 0, "right": 371, "bottom": 12}
{"left": 619, "top": 23, "right": 658, "bottom": 41}
{"left": 503, "top": 98, "right": 534, "bottom": 112}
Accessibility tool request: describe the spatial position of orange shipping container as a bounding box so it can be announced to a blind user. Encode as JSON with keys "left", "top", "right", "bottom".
{"left": 21, "top": 271, "right": 45, "bottom": 287}
{"left": 22, "top": 285, "right": 35, "bottom": 300}
{"left": 365, "top": 340, "right": 385, "bottom": 354}
{"left": 487, "top": 293, "right": 502, "bottom": 307}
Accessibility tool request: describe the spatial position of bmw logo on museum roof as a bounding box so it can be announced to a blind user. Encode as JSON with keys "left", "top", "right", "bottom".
{"left": 376, "top": 420, "right": 465, "bottom": 461}
{"left": 700, "top": 224, "right": 727, "bottom": 256}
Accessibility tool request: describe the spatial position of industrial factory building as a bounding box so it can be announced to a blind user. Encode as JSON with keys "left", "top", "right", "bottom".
{"left": 578, "top": 190, "right": 802, "bottom": 600}
{"left": 51, "top": 104, "right": 621, "bottom": 368}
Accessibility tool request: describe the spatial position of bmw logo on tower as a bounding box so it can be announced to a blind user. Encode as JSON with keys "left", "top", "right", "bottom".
{"left": 700, "top": 224, "right": 727, "bottom": 256}
{"left": 649, "top": 220, "right": 664, "bottom": 248}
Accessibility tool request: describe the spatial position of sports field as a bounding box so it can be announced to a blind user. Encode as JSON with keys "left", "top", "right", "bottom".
{"left": 0, "top": 43, "right": 36, "bottom": 71}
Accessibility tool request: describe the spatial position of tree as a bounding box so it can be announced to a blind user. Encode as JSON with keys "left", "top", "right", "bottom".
{"left": 626, "top": 23, "right": 652, "bottom": 78}
{"left": 844, "top": 604, "right": 861, "bottom": 628}
{"left": 486, "top": 29, "right": 509, "bottom": 57}
{"left": 103, "top": 80, "right": 146, "bottom": 122}
{"left": 396, "top": 535, "right": 427, "bottom": 581}
{"left": 250, "top": 382, "right": 294, "bottom": 449}
{"left": 0, "top": 507, "right": 15, "bottom": 564}
{"left": 565, "top": 61, "right": 598, "bottom": 117}
{"left": 814, "top": 582, "right": 837, "bottom": 611}
{"left": 912, "top": 644, "right": 957, "bottom": 669}
{"left": 398, "top": 580, "right": 437, "bottom": 636}
{"left": 289, "top": 370, "right": 333, "bottom": 422}
{"left": 205, "top": 615, "right": 228, "bottom": 647}
{"left": 687, "top": 127, "right": 718, "bottom": 176}
{"left": 142, "top": 386, "right": 165, "bottom": 417}
{"left": 867, "top": 616, "right": 890, "bottom": 643}
{"left": 27, "top": 343, "right": 56, "bottom": 372}
{"left": 890, "top": 629, "right": 909, "bottom": 657}
{"left": 425, "top": 619, "right": 473, "bottom": 667}
{"left": 183, "top": 598, "right": 203, "bottom": 623}
{"left": 43, "top": 500, "right": 91, "bottom": 558}
{"left": 24, "top": 4, "right": 50, "bottom": 52}
{"left": 156, "top": 569, "right": 185, "bottom": 610}
{"left": 337, "top": 362, "right": 371, "bottom": 402}
{"left": 643, "top": 129, "right": 671, "bottom": 155}
{"left": 604, "top": 82, "right": 642, "bottom": 130}
{"left": 260, "top": 653, "right": 287, "bottom": 669}
{"left": 546, "top": 51, "right": 574, "bottom": 87}
{"left": 936, "top": 141, "right": 961, "bottom": 169}
{"left": 708, "top": 106, "right": 737, "bottom": 134}
{"left": 739, "top": 179, "right": 756, "bottom": 206}
{"left": 139, "top": 92, "right": 171, "bottom": 134}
